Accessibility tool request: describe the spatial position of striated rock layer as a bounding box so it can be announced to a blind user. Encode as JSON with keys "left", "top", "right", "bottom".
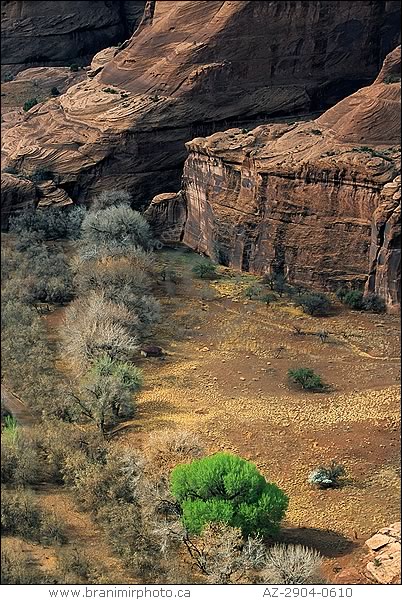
{"left": 147, "top": 47, "right": 401, "bottom": 310}
{"left": 1, "top": 1, "right": 146, "bottom": 76}
{"left": 1, "top": 0, "right": 401, "bottom": 215}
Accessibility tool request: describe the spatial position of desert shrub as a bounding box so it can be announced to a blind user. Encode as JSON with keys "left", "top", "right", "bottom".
{"left": 244, "top": 284, "right": 263, "bottom": 299}
{"left": 144, "top": 430, "right": 204, "bottom": 478}
{"left": 1, "top": 431, "right": 42, "bottom": 486}
{"left": 2, "top": 164, "right": 17, "bottom": 174}
{"left": 56, "top": 548, "right": 93, "bottom": 583}
{"left": 69, "top": 356, "right": 142, "bottom": 432}
{"left": 170, "top": 452, "right": 288, "bottom": 537}
{"left": 362, "top": 293, "right": 386, "bottom": 314}
{"left": 78, "top": 243, "right": 155, "bottom": 271}
{"left": 70, "top": 64, "right": 79, "bottom": 72}
{"left": 1, "top": 488, "right": 66, "bottom": 544}
{"left": 91, "top": 189, "right": 132, "bottom": 211}
{"left": 261, "top": 292, "right": 277, "bottom": 306}
{"left": 74, "top": 255, "right": 151, "bottom": 298}
{"left": 73, "top": 447, "right": 142, "bottom": 513}
{"left": 339, "top": 289, "right": 364, "bottom": 310}
{"left": 262, "top": 544, "right": 324, "bottom": 584}
{"left": 80, "top": 205, "right": 152, "bottom": 250}
{"left": 3, "top": 73, "right": 13, "bottom": 82}
{"left": 384, "top": 74, "right": 401, "bottom": 84}
{"left": 1, "top": 548, "right": 48, "bottom": 584}
{"left": 39, "top": 512, "right": 68, "bottom": 545}
{"left": 262, "top": 273, "right": 288, "bottom": 296}
{"left": 186, "top": 523, "right": 266, "bottom": 583}
{"left": 51, "top": 86, "right": 60, "bottom": 96}
{"left": 23, "top": 97, "right": 38, "bottom": 111}
{"left": 296, "top": 292, "right": 332, "bottom": 316}
{"left": 192, "top": 260, "right": 217, "bottom": 279}
{"left": 308, "top": 462, "right": 346, "bottom": 489}
{"left": 2, "top": 246, "right": 73, "bottom": 305}
{"left": 31, "top": 420, "right": 107, "bottom": 484}
{"left": 62, "top": 293, "right": 139, "bottom": 370}
{"left": 288, "top": 368, "right": 325, "bottom": 391}
{"left": 9, "top": 205, "right": 85, "bottom": 240}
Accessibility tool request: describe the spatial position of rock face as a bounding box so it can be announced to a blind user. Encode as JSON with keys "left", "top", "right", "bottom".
{"left": 365, "top": 522, "right": 401, "bottom": 584}
{"left": 1, "top": 1, "right": 146, "bottom": 76}
{"left": 148, "top": 46, "right": 400, "bottom": 309}
{"left": 1, "top": 0, "right": 401, "bottom": 213}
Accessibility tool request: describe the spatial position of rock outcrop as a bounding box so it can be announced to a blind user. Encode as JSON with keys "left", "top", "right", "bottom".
{"left": 146, "top": 46, "right": 401, "bottom": 310}
{"left": 1, "top": 1, "right": 146, "bottom": 76}
{"left": 365, "top": 522, "right": 401, "bottom": 584}
{"left": 2, "top": 0, "right": 401, "bottom": 214}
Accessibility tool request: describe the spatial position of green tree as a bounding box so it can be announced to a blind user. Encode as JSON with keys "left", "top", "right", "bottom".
{"left": 288, "top": 368, "right": 325, "bottom": 391}
{"left": 340, "top": 290, "right": 364, "bottom": 310}
{"left": 23, "top": 98, "right": 38, "bottom": 112}
{"left": 192, "top": 260, "right": 217, "bottom": 279}
{"left": 170, "top": 452, "right": 288, "bottom": 537}
{"left": 296, "top": 292, "right": 332, "bottom": 316}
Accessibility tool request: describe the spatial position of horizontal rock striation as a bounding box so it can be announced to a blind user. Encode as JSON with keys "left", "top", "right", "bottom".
{"left": 1, "top": 1, "right": 146, "bottom": 76}
{"left": 147, "top": 46, "right": 401, "bottom": 310}
{"left": 1, "top": 0, "right": 400, "bottom": 216}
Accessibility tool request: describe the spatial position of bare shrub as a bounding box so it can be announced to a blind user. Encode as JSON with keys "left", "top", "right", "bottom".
{"left": 185, "top": 523, "right": 266, "bottom": 584}
{"left": 80, "top": 205, "right": 152, "bottom": 250}
{"left": 63, "top": 292, "right": 139, "bottom": 369}
{"left": 90, "top": 190, "right": 132, "bottom": 211}
{"left": 56, "top": 547, "right": 95, "bottom": 583}
{"left": 1, "top": 431, "right": 42, "bottom": 486}
{"left": 72, "top": 447, "right": 143, "bottom": 513}
{"left": 1, "top": 548, "right": 48, "bottom": 584}
{"left": 1, "top": 488, "right": 66, "bottom": 545}
{"left": 74, "top": 255, "right": 151, "bottom": 297}
{"left": 144, "top": 430, "right": 204, "bottom": 477}
{"left": 262, "top": 544, "right": 324, "bottom": 584}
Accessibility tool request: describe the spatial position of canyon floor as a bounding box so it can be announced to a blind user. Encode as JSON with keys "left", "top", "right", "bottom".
{"left": 6, "top": 244, "right": 401, "bottom": 583}
{"left": 126, "top": 247, "right": 400, "bottom": 579}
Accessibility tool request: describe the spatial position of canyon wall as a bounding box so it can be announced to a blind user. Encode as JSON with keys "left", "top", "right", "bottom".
{"left": 146, "top": 46, "right": 401, "bottom": 310}
{"left": 1, "top": 0, "right": 401, "bottom": 216}
{"left": 1, "top": 1, "right": 146, "bottom": 76}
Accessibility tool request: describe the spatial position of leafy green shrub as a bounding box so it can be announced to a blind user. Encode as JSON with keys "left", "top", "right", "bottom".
{"left": 288, "top": 368, "right": 325, "bottom": 391}
{"left": 308, "top": 462, "right": 346, "bottom": 489}
{"left": 341, "top": 290, "right": 364, "bottom": 310}
{"left": 103, "top": 87, "right": 119, "bottom": 94}
{"left": 192, "top": 260, "right": 217, "bottom": 279}
{"left": 296, "top": 292, "right": 332, "bottom": 316}
{"left": 362, "top": 293, "right": 386, "bottom": 314}
{"left": 170, "top": 452, "right": 288, "bottom": 537}
{"left": 3, "top": 73, "right": 13, "bottom": 82}
{"left": 23, "top": 97, "right": 38, "bottom": 112}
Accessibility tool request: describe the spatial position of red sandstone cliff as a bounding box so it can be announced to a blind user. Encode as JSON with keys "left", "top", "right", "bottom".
{"left": 1, "top": 0, "right": 400, "bottom": 214}
{"left": 146, "top": 46, "right": 401, "bottom": 310}
{"left": 1, "top": 1, "right": 146, "bottom": 76}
